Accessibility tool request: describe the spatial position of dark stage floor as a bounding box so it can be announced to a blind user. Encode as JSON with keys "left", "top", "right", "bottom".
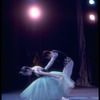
{"left": 2, "top": 87, "right": 99, "bottom": 100}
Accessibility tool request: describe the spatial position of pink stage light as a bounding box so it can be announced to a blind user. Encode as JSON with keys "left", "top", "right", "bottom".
{"left": 89, "top": 14, "right": 95, "bottom": 21}
{"left": 85, "top": 11, "right": 98, "bottom": 25}
{"left": 28, "top": 6, "right": 41, "bottom": 19}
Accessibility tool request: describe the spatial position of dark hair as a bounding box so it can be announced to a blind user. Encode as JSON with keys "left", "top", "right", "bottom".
{"left": 19, "top": 66, "right": 31, "bottom": 76}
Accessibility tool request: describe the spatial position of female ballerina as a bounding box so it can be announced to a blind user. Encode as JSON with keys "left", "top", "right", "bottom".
{"left": 19, "top": 50, "right": 75, "bottom": 100}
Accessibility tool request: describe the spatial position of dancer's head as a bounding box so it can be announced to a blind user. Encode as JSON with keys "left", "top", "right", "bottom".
{"left": 19, "top": 66, "right": 32, "bottom": 76}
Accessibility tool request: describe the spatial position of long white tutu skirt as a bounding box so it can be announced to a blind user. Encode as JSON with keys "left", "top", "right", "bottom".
{"left": 20, "top": 71, "right": 75, "bottom": 100}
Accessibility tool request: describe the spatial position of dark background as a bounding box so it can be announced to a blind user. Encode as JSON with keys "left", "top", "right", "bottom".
{"left": 1, "top": 0, "right": 98, "bottom": 92}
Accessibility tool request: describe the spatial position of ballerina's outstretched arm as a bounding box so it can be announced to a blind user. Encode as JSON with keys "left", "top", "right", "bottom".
{"left": 31, "top": 66, "right": 62, "bottom": 78}
{"left": 44, "top": 52, "right": 58, "bottom": 70}
{"left": 38, "top": 70, "right": 62, "bottom": 78}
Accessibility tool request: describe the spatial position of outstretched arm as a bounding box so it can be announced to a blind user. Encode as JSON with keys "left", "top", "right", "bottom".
{"left": 31, "top": 66, "right": 62, "bottom": 78}
{"left": 36, "top": 70, "right": 62, "bottom": 78}
{"left": 44, "top": 52, "right": 58, "bottom": 70}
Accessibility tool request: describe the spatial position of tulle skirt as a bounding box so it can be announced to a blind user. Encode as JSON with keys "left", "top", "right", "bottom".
{"left": 20, "top": 71, "right": 75, "bottom": 100}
